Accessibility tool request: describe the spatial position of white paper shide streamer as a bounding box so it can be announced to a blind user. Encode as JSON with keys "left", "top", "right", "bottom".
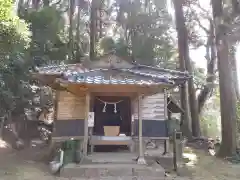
{"left": 97, "top": 98, "right": 123, "bottom": 113}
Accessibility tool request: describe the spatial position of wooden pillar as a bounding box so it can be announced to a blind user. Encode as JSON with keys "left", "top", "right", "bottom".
{"left": 0, "top": 116, "right": 5, "bottom": 138}
{"left": 137, "top": 94, "right": 146, "bottom": 164}
{"left": 90, "top": 127, "right": 94, "bottom": 154}
{"left": 164, "top": 89, "right": 169, "bottom": 154}
{"left": 83, "top": 92, "right": 90, "bottom": 156}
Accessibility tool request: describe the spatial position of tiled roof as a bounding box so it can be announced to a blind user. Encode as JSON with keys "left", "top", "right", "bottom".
{"left": 35, "top": 63, "right": 190, "bottom": 86}
{"left": 64, "top": 76, "right": 166, "bottom": 85}
{"left": 35, "top": 64, "right": 87, "bottom": 75}
{"left": 62, "top": 69, "right": 172, "bottom": 85}
{"left": 134, "top": 64, "right": 189, "bottom": 76}
{"left": 119, "top": 68, "right": 188, "bottom": 81}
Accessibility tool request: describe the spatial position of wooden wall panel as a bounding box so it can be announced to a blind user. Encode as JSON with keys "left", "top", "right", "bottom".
{"left": 57, "top": 91, "right": 86, "bottom": 120}
{"left": 134, "top": 120, "right": 168, "bottom": 137}
{"left": 133, "top": 93, "right": 166, "bottom": 120}
{"left": 53, "top": 120, "right": 84, "bottom": 137}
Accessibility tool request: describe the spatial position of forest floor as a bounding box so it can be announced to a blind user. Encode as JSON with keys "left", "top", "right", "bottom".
{"left": 0, "top": 139, "right": 239, "bottom": 180}
{"left": 177, "top": 146, "right": 240, "bottom": 180}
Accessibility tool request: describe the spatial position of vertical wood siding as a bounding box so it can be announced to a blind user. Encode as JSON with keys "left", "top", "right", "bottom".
{"left": 133, "top": 93, "right": 168, "bottom": 137}
{"left": 57, "top": 91, "right": 86, "bottom": 120}
{"left": 133, "top": 93, "right": 166, "bottom": 121}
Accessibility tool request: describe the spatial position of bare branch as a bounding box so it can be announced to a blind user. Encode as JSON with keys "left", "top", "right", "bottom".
{"left": 194, "top": 16, "right": 210, "bottom": 34}
{"left": 52, "top": 0, "right": 62, "bottom": 5}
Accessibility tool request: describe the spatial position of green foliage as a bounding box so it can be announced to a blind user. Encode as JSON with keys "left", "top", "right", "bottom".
{"left": 114, "top": 38, "right": 130, "bottom": 57}
{"left": 0, "top": 18, "right": 31, "bottom": 55}
{"left": 200, "top": 115, "right": 220, "bottom": 138}
{"left": 0, "top": 0, "right": 30, "bottom": 55}
{"left": 99, "top": 37, "right": 116, "bottom": 53}
{"left": 200, "top": 90, "right": 221, "bottom": 138}
{"left": 0, "top": 0, "right": 12, "bottom": 20}
{"left": 114, "top": 0, "right": 175, "bottom": 66}
{"left": 193, "top": 65, "right": 206, "bottom": 88}
{"left": 99, "top": 37, "right": 130, "bottom": 58}
{"left": 0, "top": 0, "right": 31, "bottom": 115}
{"left": 236, "top": 101, "right": 240, "bottom": 121}
{"left": 236, "top": 101, "right": 240, "bottom": 146}
{"left": 21, "top": 7, "right": 68, "bottom": 66}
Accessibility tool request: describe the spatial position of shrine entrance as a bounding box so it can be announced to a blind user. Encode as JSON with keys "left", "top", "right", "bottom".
{"left": 91, "top": 96, "right": 132, "bottom": 152}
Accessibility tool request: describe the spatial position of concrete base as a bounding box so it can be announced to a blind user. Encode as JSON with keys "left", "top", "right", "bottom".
{"left": 60, "top": 153, "right": 165, "bottom": 179}
{"left": 85, "top": 152, "right": 138, "bottom": 163}
{"left": 61, "top": 163, "right": 165, "bottom": 179}
{"left": 137, "top": 156, "right": 147, "bottom": 165}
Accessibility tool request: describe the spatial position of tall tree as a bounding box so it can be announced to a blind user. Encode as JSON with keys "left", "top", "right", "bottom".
{"left": 197, "top": 20, "right": 217, "bottom": 113}
{"left": 89, "top": 0, "right": 97, "bottom": 59}
{"left": 75, "top": 2, "right": 82, "bottom": 61}
{"left": 232, "top": 0, "right": 240, "bottom": 14}
{"left": 179, "top": 1, "right": 218, "bottom": 113}
{"left": 68, "top": 0, "right": 75, "bottom": 62}
{"left": 211, "top": 0, "right": 237, "bottom": 157}
{"left": 115, "top": 0, "right": 174, "bottom": 66}
{"left": 229, "top": 45, "right": 240, "bottom": 100}
{"left": 43, "top": 0, "right": 50, "bottom": 7}
{"left": 173, "top": 0, "right": 192, "bottom": 137}
{"left": 32, "top": 0, "right": 40, "bottom": 9}
{"left": 173, "top": 0, "right": 201, "bottom": 137}
{"left": 0, "top": 0, "right": 31, "bottom": 115}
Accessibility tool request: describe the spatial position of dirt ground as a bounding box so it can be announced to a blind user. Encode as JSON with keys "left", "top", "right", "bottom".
{"left": 179, "top": 147, "right": 240, "bottom": 180}
{"left": 0, "top": 140, "right": 239, "bottom": 180}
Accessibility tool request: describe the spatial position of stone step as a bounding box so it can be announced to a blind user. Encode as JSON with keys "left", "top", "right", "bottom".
{"left": 56, "top": 176, "right": 187, "bottom": 180}
{"left": 64, "top": 163, "right": 147, "bottom": 169}
{"left": 86, "top": 152, "right": 138, "bottom": 163}
{"left": 56, "top": 177, "right": 187, "bottom": 180}
{"left": 60, "top": 163, "right": 165, "bottom": 178}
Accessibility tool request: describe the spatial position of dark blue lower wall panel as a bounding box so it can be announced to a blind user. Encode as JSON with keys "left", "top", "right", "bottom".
{"left": 134, "top": 120, "right": 168, "bottom": 137}
{"left": 53, "top": 119, "right": 84, "bottom": 137}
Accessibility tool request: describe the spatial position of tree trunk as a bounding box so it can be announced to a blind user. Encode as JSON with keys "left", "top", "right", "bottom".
{"left": 181, "top": 17, "right": 200, "bottom": 137}
{"left": 99, "top": 1, "right": 103, "bottom": 39}
{"left": 75, "top": 4, "right": 83, "bottom": 61}
{"left": 17, "top": 0, "right": 24, "bottom": 15}
{"left": 43, "top": 0, "right": 50, "bottom": 6}
{"left": 68, "top": 0, "right": 75, "bottom": 62}
{"left": 173, "top": 0, "right": 192, "bottom": 138}
{"left": 198, "top": 21, "right": 216, "bottom": 113}
{"left": 212, "top": 0, "right": 237, "bottom": 157}
{"left": 32, "top": 0, "right": 41, "bottom": 9}
{"left": 89, "top": 0, "right": 97, "bottom": 60}
{"left": 96, "top": 0, "right": 103, "bottom": 40}
{"left": 229, "top": 45, "right": 240, "bottom": 100}
{"left": 173, "top": 0, "right": 201, "bottom": 137}
{"left": 232, "top": 0, "right": 240, "bottom": 14}
{"left": 130, "top": 0, "right": 139, "bottom": 62}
